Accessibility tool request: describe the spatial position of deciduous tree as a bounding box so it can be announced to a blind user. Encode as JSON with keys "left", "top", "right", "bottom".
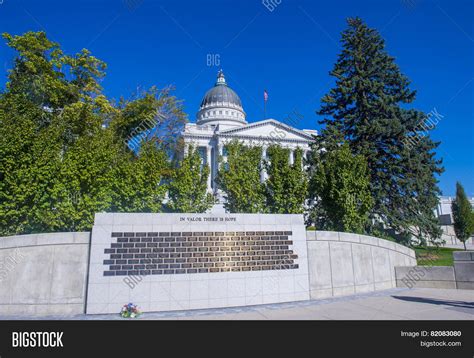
{"left": 452, "top": 182, "right": 474, "bottom": 251}
{"left": 0, "top": 31, "right": 184, "bottom": 235}
{"left": 308, "top": 143, "right": 373, "bottom": 233}
{"left": 167, "top": 146, "right": 214, "bottom": 213}
{"left": 217, "top": 140, "right": 266, "bottom": 213}
{"left": 264, "top": 146, "right": 308, "bottom": 214}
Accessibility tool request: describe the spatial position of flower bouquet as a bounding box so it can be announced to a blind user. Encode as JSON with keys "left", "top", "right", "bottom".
{"left": 120, "top": 303, "right": 141, "bottom": 318}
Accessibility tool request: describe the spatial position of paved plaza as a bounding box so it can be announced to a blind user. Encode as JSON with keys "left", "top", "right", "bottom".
{"left": 1, "top": 288, "right": 472, "bottom": 320}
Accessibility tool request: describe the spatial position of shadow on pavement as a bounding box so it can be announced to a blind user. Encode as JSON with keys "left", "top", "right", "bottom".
{"left": 392, "top": 295, "right": 474, "bottom": 309}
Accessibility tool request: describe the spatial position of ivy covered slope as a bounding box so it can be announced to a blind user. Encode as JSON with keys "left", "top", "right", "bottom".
{"left": 310, "top": 18, "right": 443, "bottom": 245}
{"left": 0, "top": 31, "right": 188, "bottom": 235}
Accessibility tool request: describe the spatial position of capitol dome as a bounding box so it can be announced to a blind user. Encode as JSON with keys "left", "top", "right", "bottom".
{"left": 196, "top": 70, "right": 247, "bottom": 128}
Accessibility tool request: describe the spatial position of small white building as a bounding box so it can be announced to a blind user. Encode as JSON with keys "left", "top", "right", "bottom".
{"left": 435, "top": 196, "right": 474, "bottom": 246}
{"left": 435, "top": 196, "right": 474, "bottom": 224}
{"left": 182, "top": 70, "right": 316, "bottom": 200}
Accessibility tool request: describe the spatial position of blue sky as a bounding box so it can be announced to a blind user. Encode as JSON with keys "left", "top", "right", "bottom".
{"left": 0, "top": 0, "right": 472, "bottom": 195}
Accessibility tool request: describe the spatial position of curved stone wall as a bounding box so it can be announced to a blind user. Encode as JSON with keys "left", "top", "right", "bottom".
{"left": 0, "top": 232, "right": 90, "bottom": 316}
{"left": 306, "top": 231, "right": 417, "bottom": 299}
{"left": 0, "top": 229, "right": 416, "bottom": 316}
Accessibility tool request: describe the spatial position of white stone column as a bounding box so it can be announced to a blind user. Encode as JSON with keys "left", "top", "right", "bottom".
{"left": 218, "top": 143, "right": 224, "bottom": 167}
{"left": 289, "top": 148, "right": 294, "bottom": 165}
{"left": 261, "top": 145, "right": 267, "bottom": 182}
{"left": 215, "top": 142, "right": 224, "bottom": 202}
{"left": 206, "top": 146, "right": 212, "bottom": 192}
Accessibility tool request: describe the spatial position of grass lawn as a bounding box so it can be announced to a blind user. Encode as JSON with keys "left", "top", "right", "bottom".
{"left": 414, "top": 246, "right": 459, "bottom": 266}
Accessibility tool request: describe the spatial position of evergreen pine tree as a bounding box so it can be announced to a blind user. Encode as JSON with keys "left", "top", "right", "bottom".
{"left": 314, "top": 18, "right": 443, "bottom": 244}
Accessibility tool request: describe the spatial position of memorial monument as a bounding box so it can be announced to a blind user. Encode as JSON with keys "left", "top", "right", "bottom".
{"left": 86, "top": 212, "right": 310, "bottom": 314}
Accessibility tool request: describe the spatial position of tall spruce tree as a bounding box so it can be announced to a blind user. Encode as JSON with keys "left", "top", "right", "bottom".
{"left": 451, "top": 182, "right": 474, "bottom": 250}
{"left": 314, "top": 17, "right": 443, "bottom": 245}
{"left": 264, "top": 146, "right": 308, "bottom": 214}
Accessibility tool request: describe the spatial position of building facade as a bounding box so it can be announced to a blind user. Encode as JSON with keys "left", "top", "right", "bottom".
{"left": 182, "top": 70, "right": 316, "bottom": 201}
{"left": 435, "top": 196, "right": 474, "bottom": 246}
{"left": 181, "top": 71, "right": 471, "bottom": 246}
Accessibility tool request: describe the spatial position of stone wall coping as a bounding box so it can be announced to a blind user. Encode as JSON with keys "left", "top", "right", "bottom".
{"left": 395, "top": 265, "right": 455, "bottom": 280}
{"left": 0, "top": 232, "right": 90, "bottom": 249}
{"left": 95, "top": 212, "right": 305, "bottom": 226}
{"left": 453, "top": 251, "right": 474, "bottom": 261}
{"left": 307, "top": 230, "right": 415, "bottom": 258}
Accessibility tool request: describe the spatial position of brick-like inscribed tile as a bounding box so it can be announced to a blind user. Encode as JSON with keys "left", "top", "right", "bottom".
{"left": 103, "top": 231, "right": 298, "bottom": 276}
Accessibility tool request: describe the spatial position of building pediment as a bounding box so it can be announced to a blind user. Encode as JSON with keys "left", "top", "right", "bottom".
{"left": 218, "top": 119, "right": 315, "bottom": 143}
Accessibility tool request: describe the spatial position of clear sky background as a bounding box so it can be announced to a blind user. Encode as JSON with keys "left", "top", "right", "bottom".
{"left": 0, "top": 0, "right": 472, "bottom": 196}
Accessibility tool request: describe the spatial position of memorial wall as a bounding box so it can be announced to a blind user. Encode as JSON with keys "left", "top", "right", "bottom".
{"left": 0, "top": 216, "right": 419, "bottom": 316}
{"left": 86, "top": 213, "right": 310, "bottom": 314}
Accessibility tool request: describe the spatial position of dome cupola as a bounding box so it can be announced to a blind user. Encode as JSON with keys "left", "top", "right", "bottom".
{"left": 196, "top": 70, "right": 246, "bottom": 128}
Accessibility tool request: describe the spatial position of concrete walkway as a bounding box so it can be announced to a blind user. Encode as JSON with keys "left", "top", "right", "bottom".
{"left": 1, "top": 288, "right": 473, "bottom": 320}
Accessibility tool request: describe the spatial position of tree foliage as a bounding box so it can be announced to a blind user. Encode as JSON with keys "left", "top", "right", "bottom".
{"left": 217, "top": 140, "right": 266, "bottom": 213}
{"left": 451, "top": 182, "right": 474, "bottom": 250}
{"left": 264, "top": 146, "right": 308, "bottom": 214}
{"left": 0, "top": 31, "right": 187, "bottom": 235}
{"left": 314, "top": 18, "right": 443, "bottom": 244}
{"left": 308, "top": 143, "right": 373, "bottom": 233}
{"left": 167, "top": 146, "right": 214, "bottom": 213}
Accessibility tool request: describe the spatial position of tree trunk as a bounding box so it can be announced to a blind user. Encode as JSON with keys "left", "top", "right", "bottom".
{"left": 464, "top": 240, "right": 467, "bottom": 251}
